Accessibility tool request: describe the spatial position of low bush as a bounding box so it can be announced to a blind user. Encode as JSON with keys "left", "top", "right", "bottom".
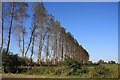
{"left": 89, "top": 65, "right": 110, "bottom": 78}
{"left": 17, "top": 67, "right": 27, "bottom": 73}
{"left": 53, "top": 68, "right": 62, "bottom": 76}
{"left": 26, "top": 67, "right": 44, "bottom": 75}
{"left": 63, "top": 56, "right": 90, "bottom": 76}
{"left": 24, "top": 66, "right": 56, "bottom": 75}
{"left": 2, "top": 49, "right": 22, "bottom": 73}
{"left": 63, "top": 56, "right": 82, "bottom": 69}
{"left": 81, "top": 67, "right": 89, "bottom": 73}
{"left": 64, "top": 66, "right": 89, "bottom": 76}
{"left": 95, "top": 66, "right": 109, "bottom": 75}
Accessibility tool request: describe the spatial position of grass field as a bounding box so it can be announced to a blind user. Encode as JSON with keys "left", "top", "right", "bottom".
{"left": 2, "top": 64, "right": 119, "bottom": 78}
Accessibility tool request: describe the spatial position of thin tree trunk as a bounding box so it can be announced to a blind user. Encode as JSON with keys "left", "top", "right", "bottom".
{"left": 36, "top": 27, "right": 48, "bottom": 65}
{"left": 22, "top": 30, "right": 25, "bottom": 59}
{"left": 6, "top": 2, "right": 14, "bottom": 53}
{"left": 54, "top": 38, "right": 57, "bottom": 65}
{"left": 30, "top": 35, "right": 35, "bottom": 64}
{"left": 24, "top": 25, "right": 36, "bottom": 57}
{"left": 61, "top": 40, "right": 63, "bottom": 62}
{"left": 18, "top": 35, "right": 22, "bottom": 53}
{"left": 46, "top": 34, "right": 49, "bottom": 64}
{"left": 37, "top": 30, "right": 43, "bottom": 65}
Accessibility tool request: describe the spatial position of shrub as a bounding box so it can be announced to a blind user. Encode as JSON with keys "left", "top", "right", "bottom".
{"left": 24, "top": 66, "right": 56, "bottom": 75}
{"left": 17, "top": 67, "right": 27, "bottom": 73}
{"left": 81, "top": 67, "right": 89, "bottom": 73}
{"left": 97, "top": 59, "right": 105, "bottom": 64}
{"left": 2, "top": 49, "right": 21, "bottom": 73}
{"left": 108, "top": 60, "right": 116, "bottom": 64}
{"left": 54, "top": 68, "right": 62, "bottom": 76}
{"left": 95, "top": 66, "right": 109, "bottom": 75}
{"left": 66, "top": 67, "right": 89, "bottom": 76}
{"left": 25, "top": 67, "right": 42, "bottom": 75}
{"left": 67, "top": 68, "right": 76, "bottom": 76}
{"left": 63, "top": 56, "right": 90, "bottom": 76}
{"left": 63, "top": 56, "right": 82, "bottom": 69}
{"left": 89, "top": 65, "right": 110, "bottom": 78}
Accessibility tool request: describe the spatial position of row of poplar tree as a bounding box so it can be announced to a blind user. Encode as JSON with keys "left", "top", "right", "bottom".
{"left": 1, "top": 2, "right": 89, "bottom": 65}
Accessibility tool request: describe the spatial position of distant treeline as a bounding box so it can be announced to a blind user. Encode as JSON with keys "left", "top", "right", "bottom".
{"left": 1, "top": 2, "right": 89, "bottom": 66}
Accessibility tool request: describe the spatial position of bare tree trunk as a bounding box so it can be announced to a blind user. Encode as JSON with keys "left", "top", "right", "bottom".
{"left": 61, "top": 40, "right": 64, "bottom": 62}
{"left": 24, "top": 26, "right": 36, "bottom": 57}
{"left": 54, "top": 38, "right": 57, "bottom": 65}
{"left": 22, "top": 30, "right": 25, "bottom": 59}
{"left": 6, "top": 2, "right": 14, "bottom": 53}
{"left": 46, "top": 34, "right": 49, "bottom": 64}
{"left": 1, "top": 3, "right": 4, "bottom": 51}
{"left": 30, "top": 35, "right": 35, "bottom": 64}
{"left": 18, "top": 35, "right": 23, "bottom": 53}
{"left": 37, "top": 29, "right": 43, "bottom": 65}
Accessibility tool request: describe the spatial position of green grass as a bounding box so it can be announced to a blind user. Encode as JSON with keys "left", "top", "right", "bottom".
{"left": 2, "top": 64, "right": 118, "bottom": 78}
{"left": 100, "top": 64, "right": 118, "bottom": 78}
